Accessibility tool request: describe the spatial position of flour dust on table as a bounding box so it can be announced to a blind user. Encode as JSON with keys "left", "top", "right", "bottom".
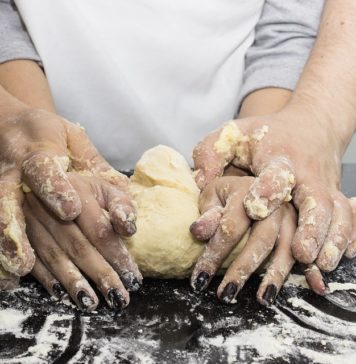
{"left": 0, "top": 258, "right": 356, "bottom": 363}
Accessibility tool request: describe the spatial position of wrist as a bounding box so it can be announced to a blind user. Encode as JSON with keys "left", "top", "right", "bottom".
{"left": 284, "top": 94, "right": 356, "bottom": 156}
{"left": 0, "top": 85, "right": 30, "bottom": 120}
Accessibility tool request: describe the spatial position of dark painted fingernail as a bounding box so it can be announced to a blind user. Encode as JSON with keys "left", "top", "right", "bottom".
{"left": 221, "top": 282, "right": 238, "bottom": 303}
{"left": 77, "top": 290, "right": 94, "bottom": 312}
{"left": 108, "top": 288, "right": 127, "bottom": 310}
{"left": 194, "top": 271, "right": 210, "bottom": 292}
{"left": 262, "top": 284, "right": 277, "bottom": 305}
{"left": 121, "top": 271, "right": 142, "bottom": 292}
{"left": 52, "top": 282, "right": 65, "bottom": 299}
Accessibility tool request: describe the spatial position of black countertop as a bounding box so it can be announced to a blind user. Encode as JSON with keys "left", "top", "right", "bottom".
{"left": 0, "top": 166, "right": 356, "bottom": 364}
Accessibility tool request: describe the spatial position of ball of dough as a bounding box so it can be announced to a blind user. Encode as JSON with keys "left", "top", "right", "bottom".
{"left": 124, "top": 145, "right": 249, "bottom": 279}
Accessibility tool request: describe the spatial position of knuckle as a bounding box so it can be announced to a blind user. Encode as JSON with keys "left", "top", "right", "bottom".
{"left": 67, "top": 235, "right": 90, "bottom": 257}
{"left": 46, "top": 245, "right": 63, "bottom": 262}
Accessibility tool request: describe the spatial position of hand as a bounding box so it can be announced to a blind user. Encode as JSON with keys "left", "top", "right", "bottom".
{"left": 0, "top": 103, "right": 136, "bottom": 280}
{"left": 193, "top": 105, "right": 354, "bottom": 276}
{"left": 24, "top": 172, "right": 142, "bottom": 312}
{"left": 190, "top": 176, "right": 300, "bottom": 305}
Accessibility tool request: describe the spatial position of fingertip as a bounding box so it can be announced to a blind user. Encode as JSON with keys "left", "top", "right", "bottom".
{"left": 218, "top": 281, "right": 238, "bottom": 304}
{"left": 244, "top": 159, "right": 295, "bottom": 220}
{"left": 58, "top": 196, "right": 82, "bottom": 221}
{"left": 304, "top": 265, "right": 328, "bottom": 296}
{"left": 291, "top": 237, "right": 318, "bottom": 264}
{"left": 110, "top": 208, "right": 137, "bottom": 236}
{"left": 244, "top": 194, "right": 270, "bottom": 220}
{"left": 257, "top": 284, "right": 278, "bottom": 306}
{"left": 345, "top": 241, "right": 356, "bottom": 259}
{"left": 191, "top": 270, "right": 211, "bottom": 292}
{"left": 120, "top": 271, "right": 143, "bottom": 292}
{"left": 107, "top": 288, "right": 130, "bottom": 310}
{"left": 76, "top": 290, "right": 99, "bottom": 312}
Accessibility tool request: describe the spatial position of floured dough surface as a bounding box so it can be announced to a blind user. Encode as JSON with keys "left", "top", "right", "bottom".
{"left": 124, "top": 145, "right": 249, "bottom": 278}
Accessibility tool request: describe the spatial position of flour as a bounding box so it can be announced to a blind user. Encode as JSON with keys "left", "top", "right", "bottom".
{"left": 0, "top": 308, "right": 30, "bottom": 337}
{"left": 1, "top": 273, "right": 356, "bottom": 364}
{"left": 27, "top": 313, "right": 73, "bottom": 360}
{"left": 200, "top": 306, "right": 356, "bottom": 364}
{"left": 285, "top": 273, "right": 356, "bottom": 293}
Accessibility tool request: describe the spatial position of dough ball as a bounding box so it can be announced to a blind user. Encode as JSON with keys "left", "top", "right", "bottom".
{"left": 125, "top": 185, "right": 204, "bottom": 278}
{"left": 124, "top": 145, "right": 249, "bottom": 279}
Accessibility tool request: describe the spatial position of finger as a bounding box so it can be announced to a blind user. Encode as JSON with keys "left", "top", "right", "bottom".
{"left": 217, "top": 207, "right": 283, "bottom": 304}
{"left": 190, "top": 206, "right": 223, "bottom": 241}
{"left": 303, "top": 263, "right": 329, "bottom": 295}
{"left": 193, "top": 121, "right": 249, "bottom": 189}
{"left": 31, "top": 254, "right": 66, "bottom": 299}
{"left": 191, "top": 177, "right": 252, "bottom": 292}
{"left": 105, "top": 182, "right": 137, "bottom": 237}
{"left": 316, "top": 193, "right": 353, "bottom": 271}
{"left": 26, "top": 193, "right": 130, "bottom": 309}
{"left": 244, "top": 157, "right": 295, "bottom": 220}
{"left": 190, "top": 181, "right": 224, "bottom": 241}
{"left": 70, "top": 173, "right": 137, "bottom": 237}
{"left": 0, "top": 175, "right": 35, "bottom": 275}
{"left": 22, "top": 151, "right": 81, "bottom": 220}
{"left": 345, "top": 197, "right": 356, "bottom": 258}
{"left": 257, "top": 204, "right": 297, "bottom": 306}
{"left": 291, "top": 184, "right": 333, "bottom": 264}
{"left": 69, "top": 175, "right": 142, "bottom": 291}
{"left": 24, "top": 209, "right": 98, "bottom": 312}
{"left": 65, "top": 121, "right": 130, "bottom": 191}
{"left": 0, "top": 265, "right": 20, "bottom": 290}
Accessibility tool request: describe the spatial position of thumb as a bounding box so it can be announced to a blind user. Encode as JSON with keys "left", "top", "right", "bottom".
{"left": 193, "top": 121, "right": 249, "bottom": 190}
{"left": 0, "top": 172, "right": 35, "bottom": 276}
{"left": 22, "top": 150, "right": 81, "bottom": 220}
{"left": 65, "top": 121, "right": 130, "bottom": 191}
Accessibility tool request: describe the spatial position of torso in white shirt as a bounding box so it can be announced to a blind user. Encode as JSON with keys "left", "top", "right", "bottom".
{"left": 16, "top": 0, "right": 264, "bottom": 168}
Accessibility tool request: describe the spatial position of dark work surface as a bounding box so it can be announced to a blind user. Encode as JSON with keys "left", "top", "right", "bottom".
{"left": 0, "top": 166, "right": 356, "bottom": 364}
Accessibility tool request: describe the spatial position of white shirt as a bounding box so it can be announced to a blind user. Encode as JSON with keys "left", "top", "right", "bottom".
{"left": 16, "top": 0, "right": 264, "bottom": 168}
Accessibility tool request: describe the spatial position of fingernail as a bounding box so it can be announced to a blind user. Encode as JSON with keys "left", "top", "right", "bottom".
{"left": 108, "top": 288, "right": 127, "bottom": 310}
{"left": 221, "top": 282, "right": 238, "bottom": 304}
{"left": 262, "top": 284, "right": 277, "bottom": 305}
{"left": 77, "top": 290, "right": 95, "bottom": 312}
{"left": 121, "top": 271, "right": 142, "bottom": 292}
{"left": 52, "top": 282, "right": 66, "bottom": 299}
{"left": 193, "top": 271, "right": 210, "bottom": 292}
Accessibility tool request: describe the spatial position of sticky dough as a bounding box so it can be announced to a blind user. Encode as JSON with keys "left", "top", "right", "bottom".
{"left": 124, "top": 145, "right": 249, "bottom": 279}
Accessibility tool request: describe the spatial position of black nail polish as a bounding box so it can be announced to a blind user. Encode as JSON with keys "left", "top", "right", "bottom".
{"left": 263, "top": 284, "right": 277, "bottom": 305}
{"left": 194, "top": 271, "right": 210, "bottom": 292}
{"left": 108, "top": 288, "right": 127, "bottom": 310}
{"left": 52, "top": 282, "right": 65, "bottom": 299}
{"left": 221, "top": 282, "right": 238, "bottom": 303}
{"left": 77, "top": 290, "right": 94, "bottom": 312}
{"left": 121, "top": 271, "right": 142, "bottom": 292}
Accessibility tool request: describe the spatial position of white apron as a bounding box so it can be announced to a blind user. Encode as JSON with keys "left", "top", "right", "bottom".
{"left": 15, "top": 0, "right": 264, "bottom": 169}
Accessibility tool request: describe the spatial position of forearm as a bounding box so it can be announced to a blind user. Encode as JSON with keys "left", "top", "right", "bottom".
{"left": 0, "top": 60, "right": 55, "bottom": 113}
{"left": 289, "top": 0, "right": 356, "bottom": 152}
{"left": 239, "top": 88, "right": 292, "bottom": 118}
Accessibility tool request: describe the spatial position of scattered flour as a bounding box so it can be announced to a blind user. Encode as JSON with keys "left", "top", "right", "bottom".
{"left": 0, "top": 308, "right": 30, "bottom": 337}
{"left": 285, "top": 273, "right": 356, "bottom": 293}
